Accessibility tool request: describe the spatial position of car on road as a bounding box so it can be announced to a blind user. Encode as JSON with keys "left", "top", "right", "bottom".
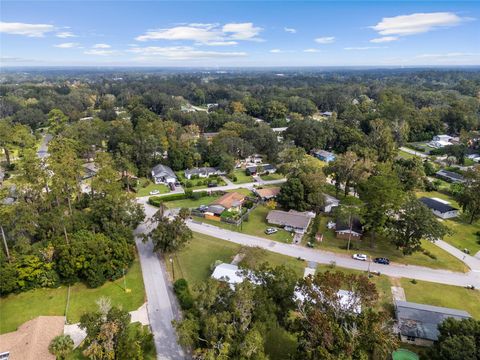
{"left": 265, "top": 227, "right": 278, "bottom": 235}
{"left": 373, "top": 257, "right": 390, "bottom": 265}
{"left": 352, "top": 253, "right": 368, "bottom": 261}
{"left": 149, "top": 189, "right": 160, "bottom": 195}
{"left": 207, "top": 183, "right": 218, "bottom": 188}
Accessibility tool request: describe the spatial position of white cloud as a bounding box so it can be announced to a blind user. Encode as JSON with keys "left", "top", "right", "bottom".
{"left": 370, "top": 36, "right": 398, "bottom": 43}
{"left": 56, "top": 31, "right": 76, "bottom": 38}
{"left": 284, "top": 27, "right": 297, "bottom": 34}
{"left": 315, "top": 36, "right": 335, "bottom": 44}
{"left": 84, "top": 49, "right": 117, "bottom": 56}
{"left": 304, "top": 48, "right": 320, "bottom": 53}
{"left": 135, "top": 22, "right": 262, "bottom": 44}
{"left": 344, "top": 46, "right": 384, "bottom": 50}
{"left": 370, "top": 12, "right": 471, "bottom": 43}
{"left": 54, "top": 42, "right": 80, "bottom": 48}
{"left": 128, "top": 46, "right": 247, "bottom": 60}
{"left": 415, "top": 52, "right": 478, "bottom": 60}
{"left": 0, "top": 21, "right": 54, "bottom": 37}
{"left": 93, "top": 43, "right": 111, "bottom": 49}
{"left": 270, "top": 49, "right": 282, "bottom": 53}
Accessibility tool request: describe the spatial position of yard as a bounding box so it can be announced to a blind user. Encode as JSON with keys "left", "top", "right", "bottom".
{"left": 400, "top": 279, "right": 480, "bottom": 319}
{"left": 313, "top": 216, "right": 467, "bottom": 272}
{"left": 176, "top": 171, "right": 227, "bottom": 190}
{"left": 135, "top": 178, "right": 170, "bottom": 197}
{"left": 195, "top": 205, "right": 295, "bottom": 243}
{"left": 260, "top": 173, "right": 285, "bottom": 181}
{"left": 0, "top": 259, "right": 145, "bottom": 334}
{"left": 231, "top": 169, "right": 254, "bottom": 184}
{"left": 164, "top": 194, "right": 221, "bottom": 209}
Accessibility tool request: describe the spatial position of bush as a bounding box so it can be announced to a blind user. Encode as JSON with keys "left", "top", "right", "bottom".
{"left": 185, "top": 180, "right": 193, "bottom": 188}
{"left": 141, "top": 179, "right": 150, "bottom": 188}
{"left": 422, "top": 249, "right": 437, "bottom": 260}
{"left": 173, "top": 279, "right": 194, "bottom": 310}
{"left": 411, "top": 279, "right": 417, "bottom": 284}
{"left": 243, "top": 200, "right": 254, "bottom": 209}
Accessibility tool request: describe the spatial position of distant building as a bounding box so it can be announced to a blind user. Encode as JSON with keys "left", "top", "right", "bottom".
{"left": 395, "top": 300, "right": 471, "bottom": 346}
{"left": 430, "top": 134, "right": 458, "bottom": 148}
{"left": 184, "top": 167, "right": 224, "bottom": 180}
{"left": 311, "top": 149, "right": 336, "bottom": 163}
{"left": 320, "top": 111, "right": 333, "bottom": 117}
{"left": 323, "top": 194, "right": 340, "bottom": 213}
{"left": 419, "top": 197, "right": 459, "bottom": 219}
{"left": 82, "top": 162, "right": 98, "bottom": 180}
{"left": 246, "top": 164, "right": 277, "bottom": 176}
{"left": 254, "top": 187, "right": 280, "bottom": 201}
{"left": 335, "top": 216, "right": 363, "bottom": 240}
{"left": 266, "top": 210, "right": 313, "bottom": 233}
{"left": 151, "top": 164, "right": 177, "bottom": 184}
{"left": 436, "top": 169, "right": 465, "bottom": 183}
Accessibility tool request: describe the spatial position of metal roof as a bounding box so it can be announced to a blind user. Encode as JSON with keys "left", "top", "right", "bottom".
{"left": 419, "top": 197, "right": 458, "bottom": 213}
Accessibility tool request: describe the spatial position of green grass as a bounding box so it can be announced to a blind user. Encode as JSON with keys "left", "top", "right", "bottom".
{"left": 231, "top": 169, "right": 254, "bottom": 184}
{"left": 164, "top": 195, "right": 221, "bottom": 209}
{"left": 397, "top": 150, "right": 418, "bottom": 160}
{"left": 0, "top": 259, "right": 145, "bottom": 334}
{"left": 314, "top": 216, "right": 467, "bottom": 272}
{"left": 260, "top": 173, "right": 284, "bottom": 181}
{"left": 400, "top": 278, "right": 480, "bottom": 319}
{"left": 195, "top": 205, "right": 295, "bottom": 243}
{"left": 135, "top": 179, "right": 170, "bottom": 197}
{"left": 226, "top": 188, "right": 253, "bottom": 196}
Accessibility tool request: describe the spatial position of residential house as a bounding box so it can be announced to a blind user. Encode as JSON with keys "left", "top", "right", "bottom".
{"left": 311, "top": 149, "right": 336, "bottom": 163}
{"left": 294, "top": 288, "right": 361, "bottom": 314}
{"left": 184, "top": 167, "right": 224, "bottom": 180}
{"left": 246, "top": 164, "right": 277, "bottom": 176}
{"left": 211, "top": 192, "right": 246, "bottom": 212}
{"left": 151, "top": 164, "right": 177, "bottom": 184}
{"left": 211, "top": 263, "right": 245, "bottom": 286}
{"left": 254, "top": 187, "right": 280, "bottom": 201}
{"left": 335, "top": 217, "right": 363, "bottom": 240}
{"left": 436, "top": 169, "right": 465, "bottom": 183}
{"left": 82, "top": 162, "right": 98, "bottom": 180}
{"left": 394, "top": 300, "right": 471, "bottom": 346}
{"left": 0, "top": 316, "right": 66, "bottom": 360}
{"left": 320, "top": 111, "right": 333, "bottom": 117}
{"left": 430, "top": 134, "right": 458, "bottom": 148}
{"left": 266, "top": 210, "right": 313, "bottom": 233}
{"left": 323, "top": 194, "right": 340, "bottom": 213}
{"left": 419, "top": 197, "right": 459, "bottom": 219}
{"left": 204, "top": 205, "right": 226, "bottom": 219}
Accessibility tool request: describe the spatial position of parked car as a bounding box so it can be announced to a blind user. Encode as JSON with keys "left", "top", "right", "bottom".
{"left": 306, "top": 242, "right": 314, "bottom": 248}
{"left": 198, "top": 205, "right": 208, "bottom": 212}
{"left": 352, "top": 253, "right": 368, "bottom": 261}
{"left": 207, "top": 183, "right": 218, "bottom": 188}
{"left": 373, "top": 257, "right": 390, "bottom": 265}
{"left": 265, "top": 228, "right": 278, "bottom": 235}
{"left": 149, "top": 189, "right": 160, "bottom": 195}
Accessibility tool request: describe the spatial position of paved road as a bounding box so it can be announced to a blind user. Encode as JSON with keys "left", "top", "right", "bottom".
{"left": 186, "top": 220, "right": 480, "bottom": 288}
{"left": 399, "top": 146, "right": 428, "bottom": 158}
{"left": 134, "top": 217, "right": 185, "bottom": 360}
{"left": 37, "top": 133, "right": 52, "bottom": 159}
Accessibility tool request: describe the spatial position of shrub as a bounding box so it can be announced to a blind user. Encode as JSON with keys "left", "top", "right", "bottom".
{"left": 185, "top": 180, "right": 193, "bottom": 188}
{"left": 141, "top": 179, "right": 150, "bottom": 188}
{"left": 243, "top": 200, "right": 254, "bottom": 209}
{"left": 173, "top": 278, "right": 194, "bottom": 310}
{"left": 421, "top": 249, "right": 437, "bottom": 260}
{"left": 184, "top": 189, "right": 193, "bottom": 198}
{"left": 411, "top": 279, "right": 417, "bottom": 284}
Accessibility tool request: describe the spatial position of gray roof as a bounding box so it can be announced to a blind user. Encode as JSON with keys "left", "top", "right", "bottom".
{"left": 395, "top": 300, "right": 471, "bottom": 341}
{"left": 312, "top": 149, "right": 335, "bottom": 158}
{"left": 206, "top": 205, "right": 225, "bottom": 215}
{"left": 185, "top": 167, "right": 218, "bottom": 177}
{"left": 152, "top": 164, "right": 176, "bottom": 179}
{"left": 436, "top": 169, "right": 465, "bottom": 182}
{"left": 266, "top": 210, "right": 312, "bottom": 229}
{"left": 419, "top": 197, "right": 458, "bottom": 213}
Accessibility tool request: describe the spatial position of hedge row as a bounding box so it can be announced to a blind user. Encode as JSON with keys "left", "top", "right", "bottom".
{"left": 148, "top": 190, "right": 210, "bottom": 206}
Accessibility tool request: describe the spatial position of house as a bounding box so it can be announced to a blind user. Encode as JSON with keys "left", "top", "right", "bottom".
{"left": 204, "top": 205, "right": 226, "bottom": 219}
{"left": 211, "top": 263, "right": 245, "bottom": 285}
{"left": 294, "top": 288, "right": 361, "bottom": 314}
{"left": 211, "top": 192, "right": 246, "bottom": 212}
{"left": 320, "top": 111, "right": 333, "bottom": 117}
{"left": 151, "top": 164, "right": 177, "bottom": 184}
{"left": 394, "top": 300, "right": 471, "bottom": 347}
{"left": 419, "top": 197, "right": 459, "bottom": 219}
{"left": 436, "top": 169, "right": 465, "bottom": 183}
{"left": 184, "top": 167, "right": 224, "bottom": 180}
{"left": 335, "top": 217, "right": 363, "bottom": 240}
{"left": 311, "top": 149, "right": 336, "bottom": 163}
{"left": 254, "top": 187, "right": 280, "bottom": 201}
{"left": 266, "top": 210, "right": 313, "bottom": 233}
{"left": 430, "top": 135, "right": 457, "bottom": 148}
{"left": 323, "top": 194, "right": 340, "bottom": 213}
{"left": 82, "top": 162, "right": 98, "bottom": 179}
{"left": 0, "top": 316, "right": 66, "bottom": 360}
{"left": 246, "top": 164, "right": 277, "bottom": 176}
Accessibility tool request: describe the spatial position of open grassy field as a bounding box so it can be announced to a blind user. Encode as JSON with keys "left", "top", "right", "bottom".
{"left": 314, "top": 216, "right": 467, "bottom": 272}
{"left": 400, "top": 279, "right": 480, "bottom": 319}
{"left": 164, "top": 194, "right": 221, "bottom": 209}
{"left": 135, "top": 178, "right": 170, "bottom": 197}
{"left": 195, "top": 205, "right": 294, "bottom": 243}
{"left": 0, "top": 259, "right": 145, "bottom": 334}
{"left": 226, "top": 188, "right": 254, "bottom": 196}
{"left": 260, "top": 173, "right": 285, "bottom": 181}
{"left": 231, "top": 169, "right": 254, "bottom": 184}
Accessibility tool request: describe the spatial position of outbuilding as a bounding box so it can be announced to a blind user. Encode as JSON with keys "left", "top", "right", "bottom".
{"left": 419, "top": 197, "right": 459, "bottom": 219}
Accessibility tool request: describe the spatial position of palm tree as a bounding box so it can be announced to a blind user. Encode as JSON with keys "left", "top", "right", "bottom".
{"left": 49, "top": 335, "right": 74, "bottom": 360}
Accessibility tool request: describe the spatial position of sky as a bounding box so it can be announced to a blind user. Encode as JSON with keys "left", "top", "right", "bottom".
{"left": 1, "top": 1, "right": 479, "bottom": 67}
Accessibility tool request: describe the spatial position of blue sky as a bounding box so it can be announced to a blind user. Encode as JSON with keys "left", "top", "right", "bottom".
{"left": 1, "top": 1, "right": 479, "bottom": 67}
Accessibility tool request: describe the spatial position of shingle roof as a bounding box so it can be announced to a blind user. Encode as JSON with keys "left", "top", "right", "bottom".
{"left": 436, "top": 170, "right": 465, "bottom": 182}
{"left": 185, "top": 167, "right": 218, "bottom": 177}
{"left": 152, "top": 164, "right": 176, "bottom": 178}
{"left": 395, "top": 300, "right": 471, "bottom": 341}
{"left": 419, "top": 197, "right": 458, "bottom": 213}
{"left": 212, "top": 192, "right": 246, "bottom": 209}
{"left": 266, "top": 210, "right": 312, "bottom": 229}
{"left": 255, "top": 187, "right": 280, "bottom": 199}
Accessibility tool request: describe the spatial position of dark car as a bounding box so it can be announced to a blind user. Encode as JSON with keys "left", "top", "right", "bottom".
{"left": 207, "top": 183, "right": 218, "bottom": 188}
{"left": 169, "top": 182, "right": 176, "bottom": 191}
{"left": 373, "top": 257, "right": 390, "bottom": 265}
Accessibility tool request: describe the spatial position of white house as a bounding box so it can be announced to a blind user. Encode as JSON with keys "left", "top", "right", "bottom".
{"left": 211, "top": 263, "right": 245, "bottom": 285}
{"left": 294, "top": 287, "right": 361, "bottom": 314}
{"left": 151, "top": 164, "right": 177, "bottom": 184}
{"left": 184, "top": 167, "right": 224, "bottom": 180}
{"left": 323, "top": 194, "right": 340, "bottom": 213}
{"left": 430, "top": 134, "right": 456, "bottom": 148}
{"left": 419, "top": 197, "right": 459, "bottom": 219}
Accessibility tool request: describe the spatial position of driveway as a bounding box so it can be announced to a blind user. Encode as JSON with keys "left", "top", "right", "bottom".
{"left": 37, "top": 133, "right": 52, "bottom": 159}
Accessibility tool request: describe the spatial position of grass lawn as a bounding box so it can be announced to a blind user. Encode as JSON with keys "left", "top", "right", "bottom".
{"left": 231, "top": 169, "right": 254, "bottom": 184}
{"left": 226, "top": 188, "right": 254, "bottom": 196}
{"left": 260, "top": 173, "right": 284, "bottom": 181}
{"left": 0, "top": 259, "right": 145, "bottom": 334}
{"left": 397, "top": 149, "right": 418, "bottom": 160}
{"left": 195, "top": 205, "right": 295, "bottom": 243}
{"left": 135, "top": 179, "right": 170, "bottom": 197}
{"left": 164, "top": 195, "right": 221, "bottom": 209}
{"left": 314, "top": 216, "right": 467, "bottom": 272}
{"left": 401, "top": 278, "right": 480, "bottom": 319}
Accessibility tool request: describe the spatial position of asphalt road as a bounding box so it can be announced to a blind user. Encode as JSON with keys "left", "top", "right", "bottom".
{"left": 37, "top": 133, "right": 52, "bottom": 159}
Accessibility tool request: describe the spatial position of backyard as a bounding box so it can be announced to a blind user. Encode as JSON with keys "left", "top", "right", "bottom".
{"left": 312, "top": 216, "right": 467, "bottom": 272}
{"left": 0, "top": 258, "right": 145, "bottom": 334}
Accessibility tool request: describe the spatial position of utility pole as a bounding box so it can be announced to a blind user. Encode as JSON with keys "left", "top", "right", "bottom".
{"left": 0, "top": 225, "right": 10, "bottom": 262}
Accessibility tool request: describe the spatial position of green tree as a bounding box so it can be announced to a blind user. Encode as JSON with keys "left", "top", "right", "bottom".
{"left": 49, "top": 335, "right": 74, "bottom": 360}
{"left": 145, "top": 210, "right": 192, "bottom": 253}
{"left": 277, "top": 177, "right": 306, "bottom": 211}
{"left": 334, "top": 197, "right": 363, "bottom": 251}
{"left": 455, "top": 167, "right": 480, "bottom": 224}
{"left": 48, "top": 108, "right": 69, "bottom": 135}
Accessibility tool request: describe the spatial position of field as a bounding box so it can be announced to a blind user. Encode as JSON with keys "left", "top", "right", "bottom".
{"left": 0, "top": 259, "right": 145, "bottom": 334}
{"left": 313, "top": 216, "right": 467, "bottom": 272}
{"left": 135, "top": 178, "right": 170, "bottom": 197}
{"left": 231, "top": 169, "right": 254, "bottom": 184}
{"left": 260, "top": 173, "right": 284, "bottom": 181}
{"left": 195, "top": 205, "right": 295, "bottom": 243}
{"left": 164, "top": 194, "right": 221, "bottom": 209}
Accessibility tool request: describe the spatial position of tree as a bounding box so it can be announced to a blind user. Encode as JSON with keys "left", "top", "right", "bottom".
{"left": 334, "top": 197, "right": 363, "bottom": 251}
{"left": 0, "top": 119, "right": 35, "bottom": 166}
{"left": 429, "top": 318, "right": 480, "bottom": 360}
{"left": 455, "top": 166, "right": 480, "bottom": 224}
{"left": 368, "top": 119, "right": 396, "bottom": 162}
{"left": 387, "top": 195, "right": 449, "bottom": 255}
{"left": 49, "top": 335, "right": 74, "bottom": 360}
{"left": 48, "top": 108, "right": 69, "bottom": 135}
{"left": 277, "top": 177, "right": 306, "bottom": 211}
{"left": 145, "top": 211, "right": 192, "bottom": 253}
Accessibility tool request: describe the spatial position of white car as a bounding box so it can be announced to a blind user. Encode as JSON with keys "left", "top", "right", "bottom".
{"left": 265, "top": 228, "right": 278, "bottom": 235}
{"left": 352, "top": 253, "right": 368, "bottom": 261}
{"left": 149, "top": 189, "right": 160, "bottom": 195}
